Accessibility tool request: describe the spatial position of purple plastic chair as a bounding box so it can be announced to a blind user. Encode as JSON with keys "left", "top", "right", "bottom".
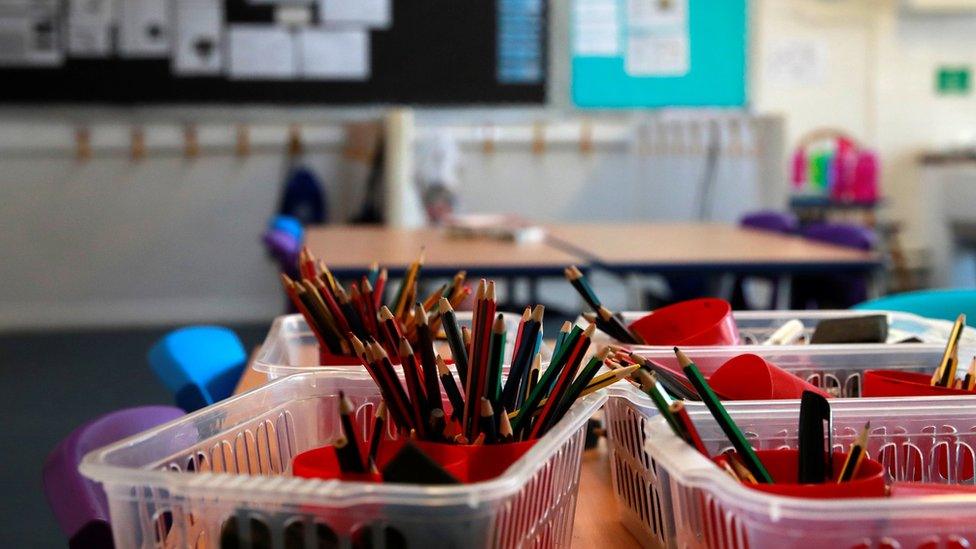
{"left": 732, "top": 211, "right": 800, "bottom": 309}
{"left": 263, "top": 229, "right": 302, "bottom": 313}
{"left": 43, "top": 406, "right": 184, "bottom": 548}
{"left": 263, "top": 229, "right": 301, "bottom": 279}
{"left": 740, "top": 210, "right": 799, "bottom": 234}
{"left": 792, "top": 223, "right": 877, "bottom": 309}
{"left": 803, "top": 222, "right": 876, "bottom": 251}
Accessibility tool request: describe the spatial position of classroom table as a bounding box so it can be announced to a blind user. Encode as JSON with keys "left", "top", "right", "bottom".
{"left": 234, "top": 365, "right": 641, "bottom": 548}
{"left": 545, "top": 222, "right": 882, "bottom": 275}
{"left": 546, "top": 222, "right": 883, "bottom": 307}
{"left": 304, "top": 225, "right": 581, "bottom": 278}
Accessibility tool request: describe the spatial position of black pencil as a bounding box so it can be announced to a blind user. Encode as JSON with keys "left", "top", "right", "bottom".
{"left": 564, "top": 265, "right": 601, "bottom": 311}
{"left": 414, "top": 303, "right": 446, "bottom": 412}
{"left": 438, "top": 297, "right": 469, "bottom": 385}
{"left": 336, "top": 391, "right": 366, "bottom": 473}
{"left": 367, "top": 401, "right": 386, "bottom": 468}
{"left": 437, "top": 355, "right": 466, "bottom": 421}
{"left": 429, "top": 408, "right": 447, "bottom": 441}
{"left": 479, "top": 398, "right": 498, "bottom": 444}
{"left": 499, "top": 406, "right": 514, "bottom": 442}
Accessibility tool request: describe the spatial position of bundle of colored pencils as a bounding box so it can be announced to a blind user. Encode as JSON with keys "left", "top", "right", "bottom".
{"left": 563, "top": 265, "right": 644, "bottom": 344}
{"left": 279, "top": 247, "right": 470, "bottom": 360}
{"left": 327, "top": 276, "right": 629, "bottom": 447}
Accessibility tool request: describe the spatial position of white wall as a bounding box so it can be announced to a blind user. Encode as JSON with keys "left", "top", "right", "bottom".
{"left": 752, "top": 0, "right": 976, "bottom": 253}
{"left": 0, "top": 114, "right": 783, "bottom": 330}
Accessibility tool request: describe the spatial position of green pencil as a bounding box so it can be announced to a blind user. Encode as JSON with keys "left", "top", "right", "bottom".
{"left": 644, "top": 373, "right": 684, "bottom": 437}
{"left": 675, "top": 347, "right": 773, "bottom": 484}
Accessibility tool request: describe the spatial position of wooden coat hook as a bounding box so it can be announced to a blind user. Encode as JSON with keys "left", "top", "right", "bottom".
{"left": 532, "top": 122, "right": 546, "bottom": 155}
{"left": 481, "top": 124, "right": 497, "bottom": 155}
{"left": 235, "top": 124, "right": 251, "bottom": 158}
{"left": 75, "top": 127, "right": 92, "bottom": 163}
{"left": 579, "top": 119, "right": 593, "bottom": 154}
{"left": 183, "top": 125, "right": 200, "bottom": 159}
{"left": 130, "top": 127, "right": 146, "bottom": 162}
{"left": 287, "top": 124, "right": 303, "bottom": 158}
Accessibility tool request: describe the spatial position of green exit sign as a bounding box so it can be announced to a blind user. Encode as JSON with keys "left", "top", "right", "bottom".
{"left": 937, "top": 66, "right": 970, "bottom": 95}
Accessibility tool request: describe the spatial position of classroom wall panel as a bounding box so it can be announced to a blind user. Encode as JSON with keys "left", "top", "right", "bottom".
{"left": 0, "top": 114, "right": 782, "bottom": 329}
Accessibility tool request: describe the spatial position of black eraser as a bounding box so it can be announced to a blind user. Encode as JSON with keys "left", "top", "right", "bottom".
{"left": 810, "top": 315, "right": 888, "bottom": 344}
{"left": 381, "top": 442, "right": 461, "bottom": 485}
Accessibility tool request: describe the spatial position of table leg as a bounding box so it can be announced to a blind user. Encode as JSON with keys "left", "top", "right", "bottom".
{"left": 775, "top": 275, "right": 793, "bottom": 311}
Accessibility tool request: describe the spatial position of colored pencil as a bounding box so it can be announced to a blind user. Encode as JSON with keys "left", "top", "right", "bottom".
{"left": 485, "top": 314, "right": 507, "bottom": 408}
{"left": 501, "top": 304, "right": 544, "bottom": 410}
{"left": 670, "top": 401, "right": 708, "bottom": 456}
{"left": 367, "top": 401, "right": 386, "bottom": 468}
{"left": 528, "top": 324, "right": 594, "bottom": 439}
{"left": 676, "top": 347, "right": 773, "bottom": 484}
{"left": 564, "top": 265, "right": 602, "bottom": 311}
{"left": 414, "top": 303, "right": 445, "bottom": 413}
{"left": 437, "top": 355, "right": 466, "bottom": 421}
{"left": 479, "top": 398, "right": 498, "bottom": 444}
{"left": 837, "top": 422, "right": 871, "bottom": 483}
{"left": 438, "top": 297, "right": 469, "bottom": 385}
{"left": 337, "top": 391, "right": 366, "bottom": 472}
{"left": 933, "top": 314, "right": 966, "bottom": 386}
{"left": 398, "top": 338, "right": 428, "bottom": 436}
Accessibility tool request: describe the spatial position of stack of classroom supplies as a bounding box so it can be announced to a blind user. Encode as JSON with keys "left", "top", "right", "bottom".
{"left": 80, "top": 369, "right": 607, "bottom": 548}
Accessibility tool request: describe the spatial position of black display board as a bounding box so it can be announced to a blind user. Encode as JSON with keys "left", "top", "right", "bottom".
{"left": 0, "top": 0, "right": 546, "bottom": 105}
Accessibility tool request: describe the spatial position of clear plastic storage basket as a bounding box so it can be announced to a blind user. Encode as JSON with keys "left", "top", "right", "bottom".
{"left": 610, "top": 394, "right": 976, "bottom": 549}
{"left": 81, "top": 370, "right": 605, "bottom": 549}
{"left": 605, "top": 337, "right": 976, "bottom": 548}
{"left": 589, "top": 309, "right": 976, "bottom": 348}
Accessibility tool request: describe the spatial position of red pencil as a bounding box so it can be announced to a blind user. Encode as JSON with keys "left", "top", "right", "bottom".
{"left": 398, "top": 338, "right": 428, "bottom": 437}
{"left": 464, "top": 280, "right": 488, "bottom": 438}
{"left": 373, "top": 268, "right": 388, "bottom": 308}
{"left": 299, "top": 246, "right": 318, "bottom": 280}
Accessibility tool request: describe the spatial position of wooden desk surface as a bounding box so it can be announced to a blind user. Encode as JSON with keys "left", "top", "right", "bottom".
{"left": 304, "top": 225, "right": 580, "bottom": 276}
{"left": 546, "top": 222, "right": 880, "bottom": 271}
{"left": 235, "top": 363, "right": 640, "bottom": 548}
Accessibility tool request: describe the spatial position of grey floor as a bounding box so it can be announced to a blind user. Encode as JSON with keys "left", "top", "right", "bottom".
{"left": 0, "top": 323, "right": 270, "bottom": 547}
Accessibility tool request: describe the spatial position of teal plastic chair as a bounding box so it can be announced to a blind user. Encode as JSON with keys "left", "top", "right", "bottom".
{"left": 853, "top": 289, "right": 976, "bottom": 326}
{"left": 148, "top": 326, "right": 247, "bottom": 412}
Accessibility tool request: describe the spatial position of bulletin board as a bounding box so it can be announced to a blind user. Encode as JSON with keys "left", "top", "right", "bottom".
{"left": 571, "top": 0, "right": 747, "bottom": 108}
{"left": 0, "top": 0, "right": 547, "bottom": 105}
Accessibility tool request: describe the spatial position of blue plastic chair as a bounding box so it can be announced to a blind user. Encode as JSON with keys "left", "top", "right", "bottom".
{"left": 43, "top": 406, "right": 184, "bottom": 548}
{"left": 148, "top": 326, "right": 247, "bottom": 412}
{"left": 854, "top": 289, "right": 976, "bottom": 326}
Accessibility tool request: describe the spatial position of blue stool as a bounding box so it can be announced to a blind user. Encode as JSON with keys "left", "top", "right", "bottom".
{"left": 148, "top": 326, "right": 247, "bottom": 412}
{"left": 269, "top": 214, "right": 304, "bottom": 243}
{"left": 854, "top": 289, "right": 976, "bottom": 327}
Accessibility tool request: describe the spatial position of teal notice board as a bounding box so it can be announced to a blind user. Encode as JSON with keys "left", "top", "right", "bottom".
{"left": 572, "top": 0, "right": 747, "bottom": 108}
